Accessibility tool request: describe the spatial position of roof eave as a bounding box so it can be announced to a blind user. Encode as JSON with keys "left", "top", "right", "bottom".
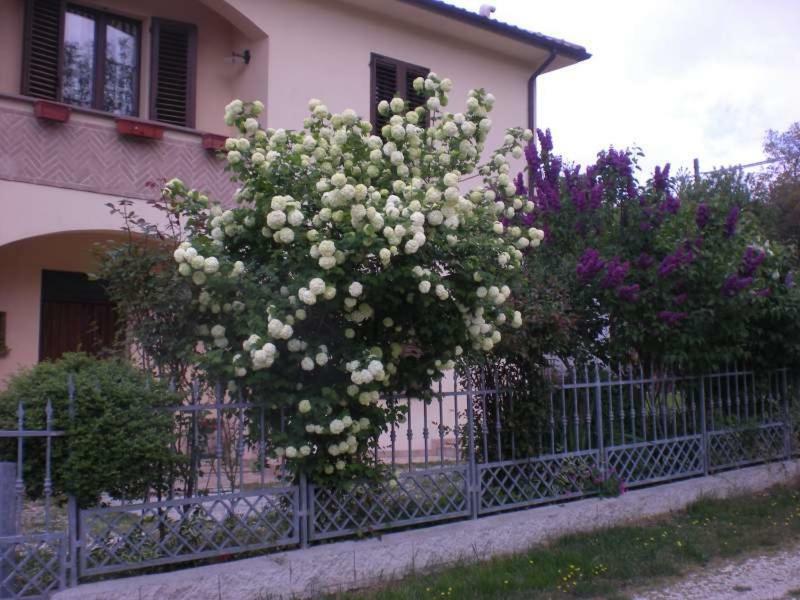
{"left": 395, "top": 0, "right": 592, "bottom": 63}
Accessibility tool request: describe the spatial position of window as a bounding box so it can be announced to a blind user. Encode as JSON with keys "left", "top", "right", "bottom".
{"left": 22, "top": 0, "right": 197, "bottom": 126}
{"left": 370, "top": 53, "right": 429, "bottom": 133}
{"left": 61, "top": 5, "right": 140, "bottom": 115}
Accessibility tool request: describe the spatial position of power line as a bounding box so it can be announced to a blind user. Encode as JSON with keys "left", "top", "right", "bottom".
{"left": 700, "top": 157, "right": 781, "bottom": 175}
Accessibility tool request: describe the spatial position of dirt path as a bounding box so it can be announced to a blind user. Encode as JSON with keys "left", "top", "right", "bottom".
{"left": 632, "top": 543, "right": 800, "bottom": 600}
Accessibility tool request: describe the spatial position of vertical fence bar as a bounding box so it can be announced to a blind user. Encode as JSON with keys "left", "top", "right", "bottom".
{"left": 466, "top": 375, "right": 478, "bottom": 519}
{"left": 67, "top": 374, "right": 79, "bottom": 587}
{"left": 782, "top": 368, "right": 792, "bottom": 460}
{"left": 699, "top": 375, "right": 709, "bottom": 475}
{"left": 594, "top": 364, "right": 605, "bottom": 469}
{"left": 214, "top": 383, "right": 224, "bottom": 493}
{"left": 299, "top": 472, "right": 309, "bottom": 548}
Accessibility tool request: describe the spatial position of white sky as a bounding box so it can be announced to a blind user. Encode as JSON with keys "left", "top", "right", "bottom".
{"left": 448, "top": 0, "right": 800, "bottom": 176}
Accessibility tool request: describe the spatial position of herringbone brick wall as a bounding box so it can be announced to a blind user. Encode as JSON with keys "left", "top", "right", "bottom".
{"left": 0, "top": 104, "right": 237, "bottom": 203}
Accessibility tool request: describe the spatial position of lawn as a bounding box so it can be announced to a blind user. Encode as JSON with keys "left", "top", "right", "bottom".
{"left": 335, "top": 477, "right": 800, "bottom": 599}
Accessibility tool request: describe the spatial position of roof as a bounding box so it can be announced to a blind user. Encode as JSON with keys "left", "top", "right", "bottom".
{"left": 396, "top": 0, "right": 591, "bottom": 62}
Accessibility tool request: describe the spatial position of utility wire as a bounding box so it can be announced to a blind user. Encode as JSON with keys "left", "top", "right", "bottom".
{"left": 700, "top": 157, "right": 781, "bottom": 175}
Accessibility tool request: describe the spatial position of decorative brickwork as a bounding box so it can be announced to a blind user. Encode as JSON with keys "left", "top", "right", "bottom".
{"left": 0, "top": 104, "right": 236, "bottom": 203}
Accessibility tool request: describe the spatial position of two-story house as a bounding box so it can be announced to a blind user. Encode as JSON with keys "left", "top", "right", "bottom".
{"left": 0, "top": 0, "right": 589, "bottom": 384}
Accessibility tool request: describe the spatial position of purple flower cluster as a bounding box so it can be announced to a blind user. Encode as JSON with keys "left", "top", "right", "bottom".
{"left": 740, "top": 246, "right": 765, "bottom": 277}
{"left": 657, "top": 311, "right": 688, "bottom": 326}
{"left": 514, "top": 172, "right": 527, "bottom": 196}
{"left": 660, "top": 193, "right": 680, "bottom": 215}
{"left": 658, "top": 243, "right": 694, "bottom": 278}
{"left": 653, "top": 163, "right": 671, "bottom": 193}
{"left": 595, "top": 147, "right": 637, "bottom": 199}
{"left": 525, "top": 131, "right": 562, "bottom": 213}
{"left": 602, "top": 257, "right": 630, "bottom": 289}
{"left": 722, "top": 275, "right": 754, "bottom": 297}
{"left": 576, "top": 248, "right": 605, "bottom": 283}
{"left": 617, "top": 284, "right": 640, "bottom": 302}
{"left": 696, "top": 203, "right": 711, "bottom": 229}
{"left": 724, "top": 205, "right": 740, "bottom": 238}
{"left": 636, "top": 253, "right": 655, "bottom": 270}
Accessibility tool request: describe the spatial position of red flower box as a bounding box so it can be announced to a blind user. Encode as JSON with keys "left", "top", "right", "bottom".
{"left": 202, "top": 133, "right": 227, "bottom": 152}
{"left": 116, "top": 118, "right": 164, "bottom": 140}
{"left": 33, "top": 100, "right": 71, "bottom": 123}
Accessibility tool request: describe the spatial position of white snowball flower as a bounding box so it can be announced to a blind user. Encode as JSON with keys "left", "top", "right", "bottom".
{"left": 298, "top": 399, "right": 312, "bottom": 414}
{"left": 309, "top": 278, "right": 326, "bottom": 296}
{"left": 419, "top": 280, "right": 431, "bottom": 294}
{"left": 348, "top": 282, "right": 363, "bottom": 297}
{"left": 285, "top": 446, "right": 298, "bottom": 459}
{"left": 301, "top": 357, "right": 315, "bottom": 371}
{"left": 266, "top": 210, "right": 286, "bottom": 229}
{"left": 389, "top": 97, "right": 405, "bottom": 113}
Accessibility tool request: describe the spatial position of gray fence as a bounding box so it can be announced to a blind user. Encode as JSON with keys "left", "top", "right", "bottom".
{"left": 0, "top": 364, "right": 798, "bottom": 598}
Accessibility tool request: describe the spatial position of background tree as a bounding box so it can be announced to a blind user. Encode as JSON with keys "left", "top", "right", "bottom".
{"left": 753, "top": 122, "right": 800, "bottom": 260}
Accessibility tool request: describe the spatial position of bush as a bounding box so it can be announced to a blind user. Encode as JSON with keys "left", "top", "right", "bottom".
{"left": 0, "top": 353, "right": 183, "bottom": 508}
{"left": 160, "top": 74, "right": 544, "bottom": 481}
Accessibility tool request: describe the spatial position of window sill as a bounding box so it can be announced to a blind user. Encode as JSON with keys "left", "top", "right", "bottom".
{"left": 116, "top": 117, "right": 165, "bottom": 140}
{"left": 33, "top": 100, "right": 71, "bottom": 123}
{"left": 0, "top": 93, "right": 219, "bottom": 138}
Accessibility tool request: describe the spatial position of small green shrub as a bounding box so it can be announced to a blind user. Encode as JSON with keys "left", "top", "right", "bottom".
{"left": 0, "top": 353, "right": 183, "bottom": 508}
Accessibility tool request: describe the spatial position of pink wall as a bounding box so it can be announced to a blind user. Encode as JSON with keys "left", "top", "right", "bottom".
{"left": 0, "top": 231, "right": 127, "bottom": 385}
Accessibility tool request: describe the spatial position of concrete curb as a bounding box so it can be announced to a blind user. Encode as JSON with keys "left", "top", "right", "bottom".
{"left": 54, "top": 460, "right": 800, "bottom": 600}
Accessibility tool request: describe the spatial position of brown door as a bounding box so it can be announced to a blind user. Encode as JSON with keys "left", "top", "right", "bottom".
{"left": 39, "top": 270, "right": 117, "bottom": 361}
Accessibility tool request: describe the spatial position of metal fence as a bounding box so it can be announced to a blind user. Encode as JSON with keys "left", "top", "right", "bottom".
{"left": 0, "top": 364, "right": 797, "bottom": 598}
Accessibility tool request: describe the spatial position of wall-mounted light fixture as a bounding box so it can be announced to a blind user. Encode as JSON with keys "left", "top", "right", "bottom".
{"left": 224, "top": 49, "right": 251, "bottom": 65}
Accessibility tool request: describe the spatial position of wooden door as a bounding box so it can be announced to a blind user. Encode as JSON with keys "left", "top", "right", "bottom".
{"left": 39, "top": 270, "right": 117, "bottom": 361}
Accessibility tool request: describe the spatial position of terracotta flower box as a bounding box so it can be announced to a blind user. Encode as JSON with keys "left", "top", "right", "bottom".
{"left": 202, "top": 133, "right": 227, "bottom": 152}
{"left": 116, "top": 118, "right": 164, "bottom": 140}
{"left": 33, "top": 100, "right": 71, "bottom": 123}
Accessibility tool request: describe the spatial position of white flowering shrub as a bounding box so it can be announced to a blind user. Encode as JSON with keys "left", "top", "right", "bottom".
{"left": 164, "top": 74, "right": 543, "bottom": 481}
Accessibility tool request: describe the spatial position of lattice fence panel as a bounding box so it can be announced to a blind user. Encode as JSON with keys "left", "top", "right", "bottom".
{"left": 478, "top": 450, "right": 599, "bottom": 514}
{"left": 606, "top": 436, "right": 704, "bottom": 486}
{"left": 80, "top": 487, "right": 299, "bottom": 576}
{"left": 708, "top": 424, "right": 786, "bottom": 471}
{"left": 309, "top": 467, "right": 469, "bottom": 540}
{"left": 0, "top": 534, "right": 65, "bottom": 599}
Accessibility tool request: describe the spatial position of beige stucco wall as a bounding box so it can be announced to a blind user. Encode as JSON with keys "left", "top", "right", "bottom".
{"left": 229, "top": 0, "right": 534, "bottom": 159}
{"left": 0, "top": 230, "right": 127, "bottom": 385}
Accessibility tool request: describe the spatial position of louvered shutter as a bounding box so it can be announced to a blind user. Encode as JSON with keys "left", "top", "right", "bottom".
{"left": 150, "top": 19, "right": 197, "bottom": 127}
{"left": 22, "top": 0, "right": 64, "bottom": 100}
{"left": 371, "top": 57, "right": 398, "bottom": 133}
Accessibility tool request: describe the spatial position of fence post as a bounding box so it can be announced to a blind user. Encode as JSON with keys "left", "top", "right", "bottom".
{"left": 298, "top": 472, "right": 309, "bottom": 548}
{"left": 465, "top": 375, "right": 479, "bottom": 519}
{"left": 0, "top": 462, "right": 18, "bottom": 599}
{"left": 699, "top": 375, "right": 709, "bottom": 475}
{"left": 593, "top": 363, "right": 605, "bottom": 471}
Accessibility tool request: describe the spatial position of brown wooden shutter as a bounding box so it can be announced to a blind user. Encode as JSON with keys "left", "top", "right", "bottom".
{"left": 150, "top": 18, "right": 197, "bottom": 128}
{"left": 21, "top": 0, "right": 64, "bottom": 100}
{"left": 371, "top": 56, "right": 399, "bottom": 133}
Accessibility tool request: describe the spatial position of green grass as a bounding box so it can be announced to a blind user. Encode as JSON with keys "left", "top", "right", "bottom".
{"left": 335, "top": 478, "right": 800, "bottom": 600}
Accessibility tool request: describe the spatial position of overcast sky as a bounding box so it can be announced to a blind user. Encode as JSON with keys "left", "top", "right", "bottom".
{"left": 449, "top": 0, "right": 800, "bottom": 177}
